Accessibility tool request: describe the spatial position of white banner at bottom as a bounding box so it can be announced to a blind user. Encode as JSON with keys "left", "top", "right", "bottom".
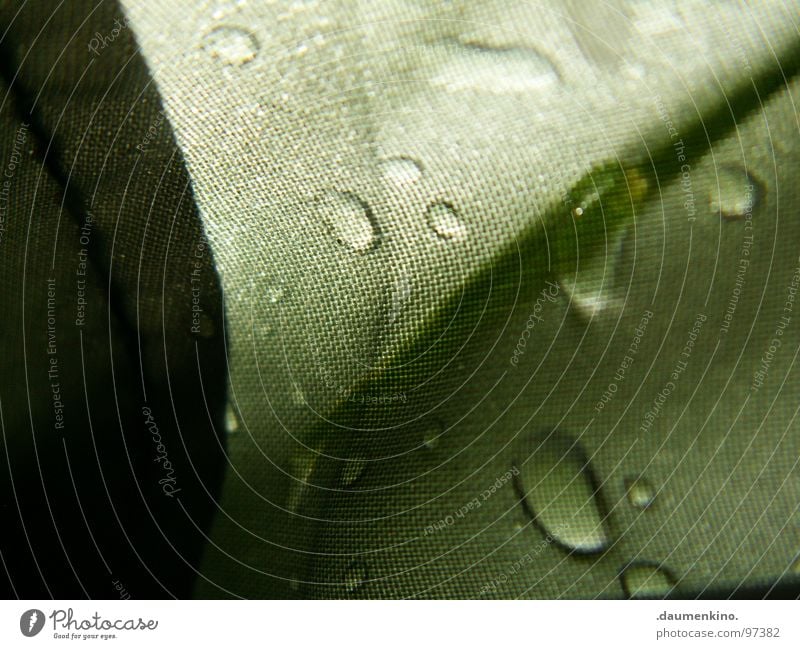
{"left": 0, "top": 600, "right": 797, "bottom": 648}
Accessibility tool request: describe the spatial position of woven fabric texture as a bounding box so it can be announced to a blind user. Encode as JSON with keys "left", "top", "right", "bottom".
{"left": 1, "top": 0, "right": 799, "bottom": 599}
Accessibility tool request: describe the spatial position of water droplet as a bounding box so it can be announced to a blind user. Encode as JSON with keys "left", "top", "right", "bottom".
{"left": 423, "top": 419, "right": 444, "bottom": 449}
{"left": 380, "top": 157, "right": 422, "bottom": 186}
{"left": 620, "top": 562, "right": 676, "bottom": 598}
{"left": 427, "top": 202, "right": 466, "bottom": 242}
{"left": 625, "top": 476, "right": 656, "bottom": 509}
{"left": 343, "top": 560, "right": 367, "bottom": 593}
{"left": 556, "top": 164, "right": 647, "bottom": 321}
{"left": 710, "top": 166, "right": 760, "bottom": 220}
{"left": 203, "top": 26, "right": 259, "bottom": 66}
{"left": 341, "top": 460, "right": 367, "bottom": 486}
{"left": 388, "top": 274, "right": 412, "bottom": 325}
{"left": 514, "top": 430, "right": 611, "bottom": 554}
{"left": 316, "top": 191, "right": 380, "bottom": 253}
{"left": 562, "top": 277, "right": 618, "bottom": 318}
{"left": 267, "top": 285, "right": 286, "bottom": 304}
{"left": 224, "top": 403, "right": 239, "bottom": 434}
{"left": 432, "top": 44, "right": 559, "bottom": 94}
{"left": 286, "top": 452, "right": 317, "bottom": 512}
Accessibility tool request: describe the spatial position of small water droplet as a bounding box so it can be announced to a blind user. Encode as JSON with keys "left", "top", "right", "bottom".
{"left": 224, "top": 403, "right": 239, "bottom": 434}
{"left": 562, "top": 280, "right": 617, "bottom": 318}
{"left": 559, "top": 230, "right": 625, "bottom": 319}
{"left": 427, "top": 202, "right": 466, "bottom": 242}
{"left": 625, "top": 476, "right": 656, "bottom": 509}
{"left": 514, "top": 430, "right": 611, "bottom": 554}
{"left": 343, "top": 560, "right": 367, "bottom": 593}
{"left": 623, "top": 61, "right": 646, "bottom": 80}
{"left": 267, "top": 285, "right": 286, "bottom": 304}
{"left": 710, "top": 166, "right": 760, "bottom": 220}
{"left": 423, "top": 420, "right": 444, "bottom": 449}
{"left": 316, "top": 191, "right": 380, "bottom": 253}
{"left": 286, "top": 452, "right": 317, "bottom": 512}
{"left": 341, "top": 460, "right": 367, "bottom": 486}
{"left": 380, "top": 157, "right": 422, "bottom": 186}
{"left": 620, "top": 562, "right": 676, "bottom": 598}
{"left": 203, "top": 26, "right": 259, "bottom": 66}
{"left": 432, "top": 44, "right": 559, "bottom": 94}
{"left": 388, "top": 274, "right": 412, "bottom": 325}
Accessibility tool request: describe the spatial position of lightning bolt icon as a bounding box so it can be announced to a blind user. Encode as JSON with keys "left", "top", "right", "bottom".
{"left": 28, "top": 611, "right": 38, "bottom": 632}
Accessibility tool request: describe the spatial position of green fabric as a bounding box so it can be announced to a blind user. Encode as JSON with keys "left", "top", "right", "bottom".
{"left": 2, "top": 0, "right": 800, "bottom": 599}
{"left": 118, "top": 0, "right": 800, "bottom": 597}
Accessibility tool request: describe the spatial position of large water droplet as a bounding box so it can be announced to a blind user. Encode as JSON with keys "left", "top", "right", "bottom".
{"left": 514, "top": 431, "right": 610, "bottom": 554}
{"left": 556, "top": 165, "right": 647, "bottom": 320}
{"left": 710, "top": 166, "right": 760, "bottom": 220}
{"left": 343, "top": 560, "right": 367, "bottom": 594}
{"left": 625, "top": 476, "right": 656, "bottom": 509}
{"left": 203, "top": 26, "right": 259, "bottom": 66}
{"left": 316, "top": 191, "right": 380, "bottom": 253}
{"left": 427, "top": 202, "right": 466, "bottom": 242}
{"left": 432, "top": 44, "right": 559, "bottom": 94}
{"left": 380, "top": 157, "right": 422, "bottom": 186}
{"left": 620, "top": 562, "right": 676, "bottom": 598}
